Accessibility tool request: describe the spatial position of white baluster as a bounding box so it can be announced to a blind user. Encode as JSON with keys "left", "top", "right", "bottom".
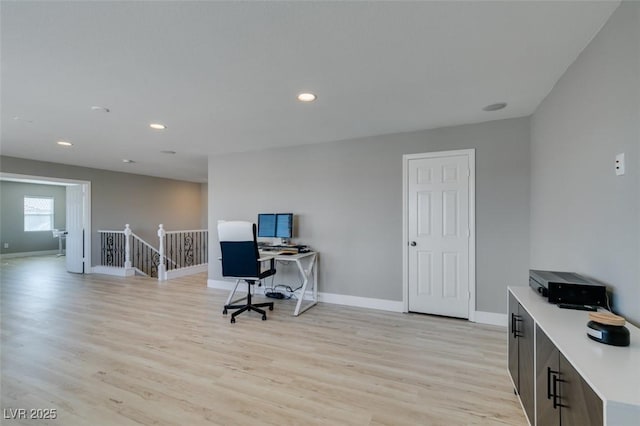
{"left": 124, "top": 224, "right": 132, "bottom": 269}
{"left": 158, "top": 224, "right": 166, "bottom": 281}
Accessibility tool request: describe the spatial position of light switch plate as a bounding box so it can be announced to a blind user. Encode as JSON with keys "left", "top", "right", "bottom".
{"left": 615, "top": 153, "right": 625, "bottom": 176}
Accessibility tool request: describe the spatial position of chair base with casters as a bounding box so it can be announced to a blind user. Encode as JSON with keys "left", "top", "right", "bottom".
{"left": 223, "top": 279, "right": 274, "bottom": 323}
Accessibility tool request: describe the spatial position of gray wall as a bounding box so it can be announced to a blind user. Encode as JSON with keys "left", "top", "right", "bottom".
{"left": 530, "top": 2, "right": 639, "bottom": 324}
{"left": 0, "top": 156, "right": 205, "bottom": 266}
{"left": 209, "top": 117, "right": 530, "bottom": 314}
{"left": 200, "top": 183, "right": 208, "bottom": 229}
{"left": 0, "top": 181, "right": 66, "bottom": 254}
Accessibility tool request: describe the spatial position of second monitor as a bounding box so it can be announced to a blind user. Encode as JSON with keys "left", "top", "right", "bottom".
{"left": 257, "top": 213, "right": 293, "bottom": 239}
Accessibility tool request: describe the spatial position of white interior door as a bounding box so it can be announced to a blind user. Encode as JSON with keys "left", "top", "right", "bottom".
{"left": 406, "top": 151, "right": 473, "bottom": 318}
{"left": 66, "top": 184, "right": 85, "bottom": 273}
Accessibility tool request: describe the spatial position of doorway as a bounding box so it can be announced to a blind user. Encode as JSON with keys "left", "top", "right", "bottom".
{"left": 402, "top": 149, "right": 475, "bottom": 320}
{"left": 0, "top": 173, "right": 91, "bottom": 274}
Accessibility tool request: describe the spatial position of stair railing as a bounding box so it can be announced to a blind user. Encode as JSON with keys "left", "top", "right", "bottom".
{"left": 98, "top": 224, "right": 207, "bottom": 280}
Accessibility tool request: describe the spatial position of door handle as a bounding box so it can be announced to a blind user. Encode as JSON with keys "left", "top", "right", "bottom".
{"left": 410, "top": 241, "right": 417, "bottom": 246}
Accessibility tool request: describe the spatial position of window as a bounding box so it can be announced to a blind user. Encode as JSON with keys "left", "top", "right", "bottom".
{"left": 24, "top": 196, "right": 54, "bottom": 232}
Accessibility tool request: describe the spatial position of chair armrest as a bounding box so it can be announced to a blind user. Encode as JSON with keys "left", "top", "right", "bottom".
{"left": 258, "top": 254, "right": 276, "bottom": 262}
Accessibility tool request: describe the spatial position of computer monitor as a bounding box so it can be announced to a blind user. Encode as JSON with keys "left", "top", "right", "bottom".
{"left": 275, "top": 213, "right": 293, "bottom": 239}
{"left": 257, "top": 213, "right": 293, "bottom": 239}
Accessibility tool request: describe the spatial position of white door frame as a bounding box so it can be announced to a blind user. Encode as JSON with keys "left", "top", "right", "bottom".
{"left": 402, "top": 149, "right": 476, "bottom": 321}
{"left": 0, "top": 172, "right": 91, "bottom": 273}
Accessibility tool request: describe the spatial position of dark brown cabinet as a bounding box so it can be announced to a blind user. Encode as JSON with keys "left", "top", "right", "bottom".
{"left": 509, "top": 287, "right": 639, "bottom": 425}
{"left": 536, "top": 326, "right": 560, "bottom": 426}
{"left": 536, "top": 327, "right": 603, "bottom": 426}
{"left": 508, "top": 292, "right": 535, "bottom": 424}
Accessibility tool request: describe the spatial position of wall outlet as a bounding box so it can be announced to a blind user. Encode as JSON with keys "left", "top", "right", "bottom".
{"left": 615, "top": 153, "right": 625, "bottom": 176}
{"left": 3, "top": 243, "right": 8, "bottom": 249}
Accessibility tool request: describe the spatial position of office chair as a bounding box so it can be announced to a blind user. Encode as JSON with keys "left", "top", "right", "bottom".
{"left": 218, "top": 221, "right": 275, "bottom": 323}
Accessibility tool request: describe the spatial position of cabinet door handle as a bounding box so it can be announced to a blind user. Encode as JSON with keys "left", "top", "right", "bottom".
{"left": 552, "top": 374, "right": 565, "bottom": 409}
{"left": 547, "top": 368, "right": 560, "bottom": 400}
{"left": 513, "top": 314, "right": 523, "bottom": 338}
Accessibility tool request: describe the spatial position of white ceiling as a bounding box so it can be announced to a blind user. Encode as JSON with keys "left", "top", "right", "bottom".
{"left": 1, "top": 1, "right": 619, "bottom": 183}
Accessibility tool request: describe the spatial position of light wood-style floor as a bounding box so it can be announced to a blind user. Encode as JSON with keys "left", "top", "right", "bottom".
{"left": 1, "top": 256, "right": 525, "bottom": 425}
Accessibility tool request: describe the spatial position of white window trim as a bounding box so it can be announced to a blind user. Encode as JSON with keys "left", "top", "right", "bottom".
{"left": 24, "top": 196, "right": 55, "bottom": 232}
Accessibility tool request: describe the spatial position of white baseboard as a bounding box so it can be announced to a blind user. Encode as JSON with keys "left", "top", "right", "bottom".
{"left": 91, "top": 266, "right": 135, "bottom": 277}
{"left": 473, "top": 311, "right": 508, "bottom": 327}
{"left": 166, "top": 264, "right": 208, "bottom": 280}
{"left": 207, "top": 279, "right": 402, "bottom": 312}
{"left": 317, "top": 292, "right": 403, "bottom": 312}
{"left": 0, "top": 250, "right": 59, "bottom": 259}
{"left": 208, "top": 279, "right": 507, "bottom": 323}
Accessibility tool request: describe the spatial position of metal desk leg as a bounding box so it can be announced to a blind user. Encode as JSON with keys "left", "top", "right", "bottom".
{"left": 225, "top": 279, "right": 247, "bottom": 305}
{"left": 293, "top": 253, "right": 318, "bottom": 316}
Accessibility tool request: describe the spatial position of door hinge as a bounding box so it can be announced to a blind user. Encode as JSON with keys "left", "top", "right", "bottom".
{"left": 467, "top": 168, "right": 471, "bottom": 178}
{"left": 468, "top": 292, "right": 472, "bottom": 300}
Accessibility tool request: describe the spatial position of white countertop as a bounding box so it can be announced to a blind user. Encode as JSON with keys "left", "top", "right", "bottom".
{"left": 509, "top": 286, "right": 640, "bottom": 408}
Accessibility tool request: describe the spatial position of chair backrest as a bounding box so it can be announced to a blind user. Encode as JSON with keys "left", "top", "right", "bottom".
{"left": 218, "top": 221, "right": 260, "bottom": 278}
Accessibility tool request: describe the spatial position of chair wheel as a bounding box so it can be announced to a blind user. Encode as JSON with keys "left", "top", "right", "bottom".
{"left": 262, "top": 315, "right": 267, "bottom": 320}
{"left": 230, "top": 317, "right": 236, "bottom": 324}
{"left": 223, "top": 309, "right": 227, "bottom": 315}
{"left": 269, "top": 306, "right": 274, "bottom": 311}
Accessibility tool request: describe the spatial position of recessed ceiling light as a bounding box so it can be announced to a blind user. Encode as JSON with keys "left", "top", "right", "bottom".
{"left": 149, "top": 123, "right": 166, "bottom": 130}
{"left": 483, "top": 102, "right": 507, "bottom": 112}
{"left": 297, "top": 92, "right": 317, "bottom": 102}
{"left": 91, "top": 106, "right": 110, "bottom": 113}
{"left": 57, "top": 141, "right": 73, "bottom": 147}
{"left": 160, "top": 150, "right": 176, "bottom": 154}
{"left": 122, "top": 159, "right": 135, "bottom": 163}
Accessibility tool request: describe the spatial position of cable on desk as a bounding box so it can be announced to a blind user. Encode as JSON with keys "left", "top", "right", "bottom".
{"left": 262, "top": 257, "right": 307, "bottom": 300}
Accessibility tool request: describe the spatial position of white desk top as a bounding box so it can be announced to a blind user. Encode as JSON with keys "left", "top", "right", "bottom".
{"left": 258, "top": 250, "right": 316, "bottom": 261}
{"left": 509, "top": 286, "right": 640, "bottom": 408}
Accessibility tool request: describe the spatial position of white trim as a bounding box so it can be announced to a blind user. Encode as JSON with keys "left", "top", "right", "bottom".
{"left": 0, "top": 250, "right": 58, "bottom": 259}
{"left": 317, "top": 292, "right": 403, "bottom": 312}
{"left": 0, "top": 172, "right": 84, "bottom": 186}
{"left": 91, "top": 265, "right": 135, "bottom": 277}
{"left": 402, "top": 157, "right": 409, "bottom": 312}
{"left": 166, "top": 264, "right": 208, "bottom": 279}
{"left": 402, "top": 149, "right": 476, "bottom": 321}
{"left": 1, "top": 172, "right": 92, "bottom": 275}
{"left": 473, "top": 311, "right": 508, "bottom": 327}
{"left": 165, "top": 229, "right": 208, "bottom": 234}
{"left": 207, "top": 279, "right": 403, "bottom": 312}
{"left": 207, "top": 279, "right": 507, "bottom": 323}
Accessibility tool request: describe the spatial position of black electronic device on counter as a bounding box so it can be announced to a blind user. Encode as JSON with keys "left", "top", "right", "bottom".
{"left": 587, "top": 321, "right": 630, "bottom": 346}
{"left": 529, "top": 269, "right": 607, "bottom": 307}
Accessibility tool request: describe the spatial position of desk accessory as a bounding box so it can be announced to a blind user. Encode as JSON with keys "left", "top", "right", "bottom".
{"left": 586, "top": 311, "right": 630, "bottom": 347}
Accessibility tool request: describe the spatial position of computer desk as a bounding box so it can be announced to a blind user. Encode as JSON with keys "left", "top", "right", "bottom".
{"left": 258, "top": 250, "right": 318, "bottom": 316}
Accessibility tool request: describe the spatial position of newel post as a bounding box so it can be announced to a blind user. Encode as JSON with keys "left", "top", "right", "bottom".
{"left": 124, "top": 224, "right": 132, "bottom": 269}
{"left": 158, "top": 224, "right": 166, "bottom": 281}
